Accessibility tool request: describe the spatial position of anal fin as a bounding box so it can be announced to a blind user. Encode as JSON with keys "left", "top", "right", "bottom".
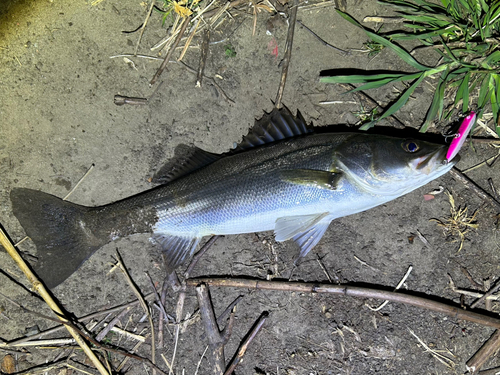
{"left": 152, "top": 233, "right": 201, "bottom": 271}
{"left": 275, "top": 213, "right": 333, "bottom": 258}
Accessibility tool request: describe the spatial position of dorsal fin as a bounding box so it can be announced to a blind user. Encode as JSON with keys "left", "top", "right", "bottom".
{"left": 152, "top": 144, "right": 220, "bottom": 184}
{"left": 235, "top": 107, "right": 313, "bottom": 151}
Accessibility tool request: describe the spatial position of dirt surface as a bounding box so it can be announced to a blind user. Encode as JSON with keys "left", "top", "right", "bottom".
{"left": 1, "top": 0, "right": 500, "bottom": 374}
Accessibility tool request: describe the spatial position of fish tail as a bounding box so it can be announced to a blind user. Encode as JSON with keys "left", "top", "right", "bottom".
{"left": 10, "top": 188, "right": 108, "bottom": 289}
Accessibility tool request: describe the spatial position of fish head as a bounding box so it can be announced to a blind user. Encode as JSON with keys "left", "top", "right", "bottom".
{"left": 334, "top": 135, "right": 460, "bottom": 197}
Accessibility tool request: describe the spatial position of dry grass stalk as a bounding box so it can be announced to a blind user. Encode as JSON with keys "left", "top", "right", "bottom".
{"left": 0, "top": 228, "right": 110, "bottom": 375}
{"left": 366, "top": 266, "right": 412, "bottom": 311}
{"left": 409, "top": 329, "right": 456, "bottom": 369}
{"left": 431, "top": 191, "right": 479, "bottom": 251}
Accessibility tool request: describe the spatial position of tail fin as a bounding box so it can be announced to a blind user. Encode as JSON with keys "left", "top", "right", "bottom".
{"left": 10, "top": 188, "right": 108, "bottom": 289}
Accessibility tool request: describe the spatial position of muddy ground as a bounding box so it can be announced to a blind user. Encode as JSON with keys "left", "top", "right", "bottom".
{"left": 1, "top": 0, "right": 500, "bottom": 374}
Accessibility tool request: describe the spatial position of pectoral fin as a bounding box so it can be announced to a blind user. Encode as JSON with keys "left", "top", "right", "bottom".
{"left": 275, "top": 213, "right": 333, "bottom": 258}
{"left": 280, "top": 169, "right": 342, "bottom": 190}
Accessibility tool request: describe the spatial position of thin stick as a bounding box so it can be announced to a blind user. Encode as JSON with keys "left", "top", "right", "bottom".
{"left": 3, "top": 293, "right": 155, "bottom": 346}
{"left": 0, "top": 228, "right": 110, "bottom": 375}
{"left": 275, "top": 0, "right": 298, "bottom": 109}
{"left": 151, "top": 15, "right": 192, "bottom": 85}
{"left": 478, "top": 366, "right": 500, "bottom": 375}
{"left": 186, "top": 277, "right": 500, "bottom": 329}
{"left": 196, "top": 28, "right": 211, "bottom": 87}
{"left": 63, "top": 164, "right": 95, "bottom": 200}
{"left": 115, "top": 251, "right": 156, "bottom": 375}
{"left": 178, "top": 18, "right": 201, "bottom": 62}
{"left": 467, "top": 330, "right": 500, "bottom": 373}
{"left": 185, "top": 235, "right": 220, "bottom": 278}
{"left": 135, "top": 0, "right": 156, "bottom": 56}
{"left": 195, "top": 346, "right": 209, "bottom": 375}
{"left": 95, "top": 306, "right": 133, "bottom": 342}
{"left": 196, "top": 283, "right": 234, "bottom": 374}
{"left": 177, "top": 61, "right": 234, "bottom": 104}
{"left": 223, "top": 311, "right": 268, "bottom": 375}
{"left": 449, "top": 168, "right": 500, "bottom": 211}
{"left": 169, "top": 290, "right": 186, "bottom": 375}
{"left": 296, "top": 20, "right": 347, "bottom": 55}
{"left": 471, "top": 278, "right": 500, "bottom": 309}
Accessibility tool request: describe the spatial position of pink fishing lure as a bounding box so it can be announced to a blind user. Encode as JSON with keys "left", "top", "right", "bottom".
{"left": 446, "top": 112, "right": 476, "bottom": 162}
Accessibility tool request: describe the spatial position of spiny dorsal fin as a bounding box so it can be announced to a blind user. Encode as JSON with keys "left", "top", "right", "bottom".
{"left": 152, "top": 144, "right": 220, "bottom": 184}
{"left": 235, "top": 107, "right": 313, "bottom": 151}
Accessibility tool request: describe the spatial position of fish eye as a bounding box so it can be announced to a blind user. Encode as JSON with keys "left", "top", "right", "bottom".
{"left": 402, "top": 140, "right": 419, "bottom": 153}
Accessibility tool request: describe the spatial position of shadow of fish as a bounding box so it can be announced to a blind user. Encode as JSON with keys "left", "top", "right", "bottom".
{"left": 10, "top": 108, "right": 459, "bottom": 288}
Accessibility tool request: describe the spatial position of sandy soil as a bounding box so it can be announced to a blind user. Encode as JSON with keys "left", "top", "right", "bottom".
{"left": 1, "top": 0, "right": 500, "bottom": 374}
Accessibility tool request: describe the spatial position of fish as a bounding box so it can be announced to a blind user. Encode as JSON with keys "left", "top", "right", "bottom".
{"left": 10, "top": 108, "right": 459, "bottom": 289}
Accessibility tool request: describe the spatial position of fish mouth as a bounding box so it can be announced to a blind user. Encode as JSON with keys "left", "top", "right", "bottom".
{"left": 414, "top": 147, "right": 459, "bottom": 174}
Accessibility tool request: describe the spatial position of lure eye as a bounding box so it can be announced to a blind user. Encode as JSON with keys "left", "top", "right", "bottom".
{"left": 402, "top": 140, "right": 419, "bottom": 153}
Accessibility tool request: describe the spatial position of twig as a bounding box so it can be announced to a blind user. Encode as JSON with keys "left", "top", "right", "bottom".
{"left": 316, "top": 254, "right": 333, "bottom": 283}
{"left": 146, "top": 272, "right": 171, "bottom": 327}
{"left": 158, "top": 279, "right": 169, "bottom": 348}
{"left": 195, "top": 346, "right": 209, "bottom": 375}
{"left": 177, "top": 61, "right": 234, "bottom": 104}
{"left": 134, "top": 0, "right": 156, "bottom": 56}
{"left": 223, "top": 311, "right": 268, "bottom": 375}
{"left": 186, "top": 277, "right": 500, "bottom": 329}
{"left": 449, "top": 168, "right": 500, "bottom": 212}
{"left": 185, "top": 235, "right": 220, "bottom": 278}
{"left": 169, "top": 289, "right": 186, "bottom": 375}
{"left": 461, "top": 267, "right": 484, "bottom": 290}
{"left": 296, "top": 20, "right": 347, "bottom": 55}
{"left": 151, "top": 15, "right": 192, "bottom": 85}
{"left": 0, "top": 228, "right": 110, "bottom": 375}
{"left": 461, "top": 151, "right": 500, "bottom": 174}
{"left": 178, "top": 18, "right": 201, "bottom": 61}
{"left": 217, "top": 295, "right": 243, "bottom": 326}
{"left": 471, "top": 277, "right": 500, "bottom": 309}
{"left": 116, "top": 334, "right": 148, "bottom": 372}
{"left": 470, "top": 138, "right": 500, "bottom": 144}
{"left": 467, "top": 330, "right": 500, "bottom": 373}
{"left": 275, "top": 0, "right": 298, "bottom": 109}
{"left": 95, "top": 306, "right": 133, "bottom": 342}
{"left": 196, "top": 28, "right": 211, "bottom": 87}
{"left": 63, "top": 163, "right": 95, "bottom": 201}
{"left": 2, "top": 338, "right": 75, "bottom": 347}
{"left": 115, "top": 251, "right": 156, "bottom": 375}
{"left": 3, "top": 293, "right": 156, "bottom": 346}
{"left": 488, "top": 178, "right": 499, "bottom": 200}
{"left": 479, "top": 366, "right": 500, "bottom": 375}
{"left": 338, "top": 83, "right": 406, "bottom": 129}
{"left": 202, "top": 0, "right": 248, "bottom": 19}
{"left": 195, "top": 283, "right": 235, "bottom": 374}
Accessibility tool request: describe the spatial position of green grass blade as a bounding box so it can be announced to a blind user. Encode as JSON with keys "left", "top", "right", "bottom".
{"left": 478, "top": 74, "right": 490, "bottom": 108}
{"left": 366, "top": 32, "right": 430, "bottom": 71}
{"left": 379, "top": 74, "right": 426, "bottom": 122}
{"left": 336, "top": 10, "right": 430, "bottom": 71}
{"left": 320, "top": 73, "right": 406, "bottom": 84}
{"left": 421, "top": 72, "right": 448, "bottom": 132}
{"left": 456, "top": 72, "right": 470, "bottom": 112}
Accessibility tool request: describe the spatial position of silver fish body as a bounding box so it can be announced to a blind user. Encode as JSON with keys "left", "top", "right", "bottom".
{"left": 10, "top": 109, "right": 458, "bottom": 288}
